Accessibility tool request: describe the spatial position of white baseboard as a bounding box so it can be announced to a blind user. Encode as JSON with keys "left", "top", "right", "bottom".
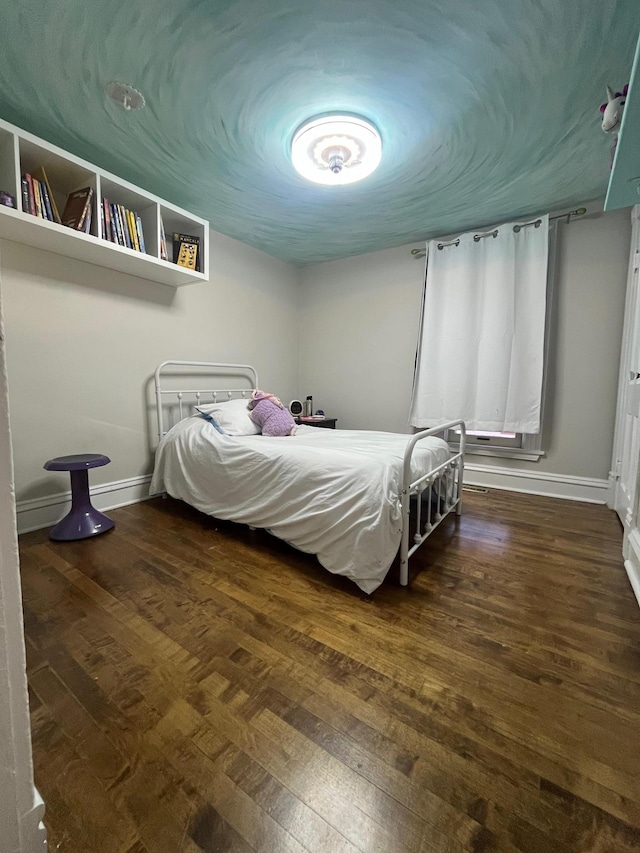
{"left": 624, "top": 528, "right": 640, "bottom": 609}
{"left": 464, "top": 462, "right": 609, "bottom": 504}
{"left": 16, "top": 474, "right": 153, "bottom": 535}
{"left": 16, "top": 464, "right": 609, "bottom": 535}
{"left": 624, "top": 560, "right": 640, "bottom": 609}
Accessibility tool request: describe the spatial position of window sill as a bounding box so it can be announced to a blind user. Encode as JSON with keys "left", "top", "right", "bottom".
{"left": 448, "top": 444, "right": 545, "bottom": 462}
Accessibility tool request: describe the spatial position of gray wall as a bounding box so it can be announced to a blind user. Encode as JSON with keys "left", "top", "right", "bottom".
{"left": 2, "top": 229, "right": 299, "bottom": 502}
{"left": 2, "top": 205, "right": 632, "bottom": 501}
{"left": 299, "top": 207, "right": 631, "bottom": 480}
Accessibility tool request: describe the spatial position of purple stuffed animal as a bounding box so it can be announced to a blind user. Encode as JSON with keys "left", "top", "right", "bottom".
{"left": 248, "top": 390, "right": 297, "bottom": 436}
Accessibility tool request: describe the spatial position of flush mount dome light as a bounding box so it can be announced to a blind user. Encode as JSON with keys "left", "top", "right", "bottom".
{"left": 291, "top": 115, "right": 382, "bottom": 185}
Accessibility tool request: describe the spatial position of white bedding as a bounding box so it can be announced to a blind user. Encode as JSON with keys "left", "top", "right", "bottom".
{"left": 149, "top": 418, "right": 450, "bottom": 593}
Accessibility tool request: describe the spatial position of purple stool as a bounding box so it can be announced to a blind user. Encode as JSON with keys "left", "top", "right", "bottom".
{"left": 43, "top": 453, "right": 115, "bottom": 541}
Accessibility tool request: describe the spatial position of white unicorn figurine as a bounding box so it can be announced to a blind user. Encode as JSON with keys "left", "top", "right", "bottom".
{"left": 600, "top": 84, "right": 628, "bottom": 134}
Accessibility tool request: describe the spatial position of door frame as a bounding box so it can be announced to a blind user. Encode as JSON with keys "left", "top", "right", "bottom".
{"left": 609, "top": 205, "right": 640, "bottom": 607}
{"left": 0, "top": 245, "right": 47, "bottom": 851}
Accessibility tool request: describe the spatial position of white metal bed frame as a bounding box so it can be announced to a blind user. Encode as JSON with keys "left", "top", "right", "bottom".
{"left": 154, "top": 360, "right": 465, "bottom": 587}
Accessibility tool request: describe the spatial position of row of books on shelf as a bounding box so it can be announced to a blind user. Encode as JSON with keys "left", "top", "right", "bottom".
{"left": 18, "top": 166, "right": 202, "bottom": 271}
{"left": 103, "top": 204, "right": 200, "bottom": 270}
{"left": 101, "top": 197, "right": 145, "bottom": 253}
{"left": 21, "top": 169, "right": 63, "bottom": 227}
{"left": 21, "top": 171, "right": 94, "bottom": 233}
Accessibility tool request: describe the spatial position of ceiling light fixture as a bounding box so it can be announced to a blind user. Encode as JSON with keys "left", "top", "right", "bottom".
{"left": 291, "top": 114, "right": 382, "bottom": 186}
{"left": 105, "top": 81, "right": 146, "bottom": 111}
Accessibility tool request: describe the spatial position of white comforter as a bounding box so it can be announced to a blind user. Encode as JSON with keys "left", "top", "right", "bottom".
{"left": 149, "top": 418, "right": 450, "bottom": 593}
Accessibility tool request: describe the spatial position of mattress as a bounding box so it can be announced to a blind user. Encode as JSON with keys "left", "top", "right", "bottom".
{"left": 150, "top": 418, "right": 450, "bottom": 593}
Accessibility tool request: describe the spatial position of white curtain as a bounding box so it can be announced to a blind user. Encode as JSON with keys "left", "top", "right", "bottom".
{"left": 409, "top": 215, "right": 549, "bottom": 433}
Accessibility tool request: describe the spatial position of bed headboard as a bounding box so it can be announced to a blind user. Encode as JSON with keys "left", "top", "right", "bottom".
{"left": 154, "top": 360, "right": 259, "bottom": 440}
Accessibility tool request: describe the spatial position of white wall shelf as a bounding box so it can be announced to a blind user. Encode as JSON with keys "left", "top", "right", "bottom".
{"left": 605, "top": 31, "right": 640, "bottom": 212}
{"left": 0, "top": 118, "right": 209, "bottom": 287}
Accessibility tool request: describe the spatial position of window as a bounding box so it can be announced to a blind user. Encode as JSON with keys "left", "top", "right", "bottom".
{"left": 444, "top": 427, "right": 544, "bottom": 460}
{"left": 409, "top": 216, "right": 551, "bottom": 440}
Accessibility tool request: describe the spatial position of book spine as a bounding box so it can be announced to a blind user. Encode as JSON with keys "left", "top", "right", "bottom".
{"left": 33, "top": 180, "right": 43, "bottom": 218}
{"left": 127, "top": 209, "right": 139, "bottom": 251}
{"left": 159, "top": 217, "right": 167, "bottom": 260}
{"left": 25, "top": 174, "right": 35, "bottom": 215}
{"left": 20, "top": 177, "right": 30, "bottom": 214}
{"left": 135, "top": 214, "right": 146, "bottom": 254}
{"left": 100, "top": 198, "right": 105, "bottom": 239}
{"left": 121, "top": 205, "right": 130, "bottom": 248}
{"left": 77, "top": 188, "right": 94, "bottom": 230}
{"left": 132, "top": 212, "right": 141, "bottom": 252}
{"left": 111, "top": 203, "right": 123, "bottom": 245}
{"left": 103, "top": 199, "right": 112, "bottom": 241}
{"left": 40, "top": 181, "right": 54, "bottom": 221}
{"left": 118, "top": 204, "right": 131, "bottom": 248}
{"left": 108, "top": 203, "right": 117, "bottom": 243}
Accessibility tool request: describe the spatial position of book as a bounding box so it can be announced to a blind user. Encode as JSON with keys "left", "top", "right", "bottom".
{"left": 109, "top": 203, "right": 121, "bottom": 244}
{"left": 20, "top": 177, "right": 30, "bottom": 214}
{"left": 24, "top": 174, "right": 36, "bottom": 215}
{"left": 118, "top": 204, "right": 131, "bottom": 249}
{"left": 61, "top": 187, "right": 93, "bottom": 230}
{"left": 82, "top": 205, "right": 92, "bottom": 233}
{"left": 135, "top": 213, "right": 146, "bottom": 254}
{"left": 109, "top": 203, "right": 118, "bottom": 243}
{"left": 159, "top": 216, "right": 167, "bottom": 261}
{"left": 33, "top": 180, "right": 44, "bottom": 218}
{"left": 173, "top": 232, "right": 200, "bottom": 271}
{"left": 33, "top": 166, "right": 61, "bottom": 223}
{"left": 39, "top": 179, "right": 54, "bottom": 221}
{"left": 102, "top": 199, "right": 113, "bottom": 242}
{"left": 77, "top": 188, "right": 93, "bottom": 230}
{"left": 127, "top": 209, "right": 139, "bottom": 252}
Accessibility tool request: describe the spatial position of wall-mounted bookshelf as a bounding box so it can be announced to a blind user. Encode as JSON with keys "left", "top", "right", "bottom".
{"left": 0, "top": 117, "right": 209, "bottom": 287}
{"left": 605, "top": 32, "right": 640, "bottom": 212}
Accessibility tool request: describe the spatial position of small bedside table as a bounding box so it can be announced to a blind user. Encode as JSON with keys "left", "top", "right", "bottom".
{"left": 295, "top": 417, "right": 337, "bottom": 429}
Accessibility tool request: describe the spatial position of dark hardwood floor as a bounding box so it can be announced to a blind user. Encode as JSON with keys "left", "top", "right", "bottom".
{"left": 18, "top": 489, "right": 640, "bottom": 853}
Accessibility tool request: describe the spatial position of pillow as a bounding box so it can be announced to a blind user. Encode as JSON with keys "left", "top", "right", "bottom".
{"left": 194, "top": 398, "right": 260, "bottom": 436}
{"left": 194, "top": 408, "right": 225, "bottom": 434}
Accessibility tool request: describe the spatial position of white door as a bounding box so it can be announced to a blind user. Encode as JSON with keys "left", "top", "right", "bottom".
{"left": 610, "top": 207, "right": 640, "bottom": 606}
{"left": 612, "top": 250, "right": 640, "bottom": 526}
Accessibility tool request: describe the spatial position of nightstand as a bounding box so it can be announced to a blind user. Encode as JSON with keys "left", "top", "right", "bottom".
{"left": 295, "top": 417, "right": 337, "bottom": 429}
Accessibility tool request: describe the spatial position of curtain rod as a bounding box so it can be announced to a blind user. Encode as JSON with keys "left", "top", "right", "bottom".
{"left": 410, "top": 207, "right": 587, "bottom": 257}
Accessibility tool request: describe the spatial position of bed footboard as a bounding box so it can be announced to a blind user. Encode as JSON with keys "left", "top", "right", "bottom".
{"left": 399, "top": 420, "right": 465, "bottom": 586}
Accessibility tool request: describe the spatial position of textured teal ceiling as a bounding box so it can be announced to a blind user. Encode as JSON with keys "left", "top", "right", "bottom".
{"left": 0, "top": 1, "right": 637, "bottom": 265}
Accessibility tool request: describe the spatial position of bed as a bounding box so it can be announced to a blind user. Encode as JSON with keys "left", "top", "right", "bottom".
{"left": 149, "top": 361, "right": 466, "bottom": 594}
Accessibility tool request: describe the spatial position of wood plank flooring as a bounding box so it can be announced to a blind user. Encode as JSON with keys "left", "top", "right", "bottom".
{"left": 18, "top": 489, "right": 640, "bottom": 853}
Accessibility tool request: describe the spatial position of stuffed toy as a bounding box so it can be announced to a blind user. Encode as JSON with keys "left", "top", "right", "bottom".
{"left": 600, "top": 84, "right": 628, "bottom": 168}
{"left": 600, "top": 84, "right": 628, "bottom": 134}
{"left": 248, "top": 390, "right": 297, "bottom": 436}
